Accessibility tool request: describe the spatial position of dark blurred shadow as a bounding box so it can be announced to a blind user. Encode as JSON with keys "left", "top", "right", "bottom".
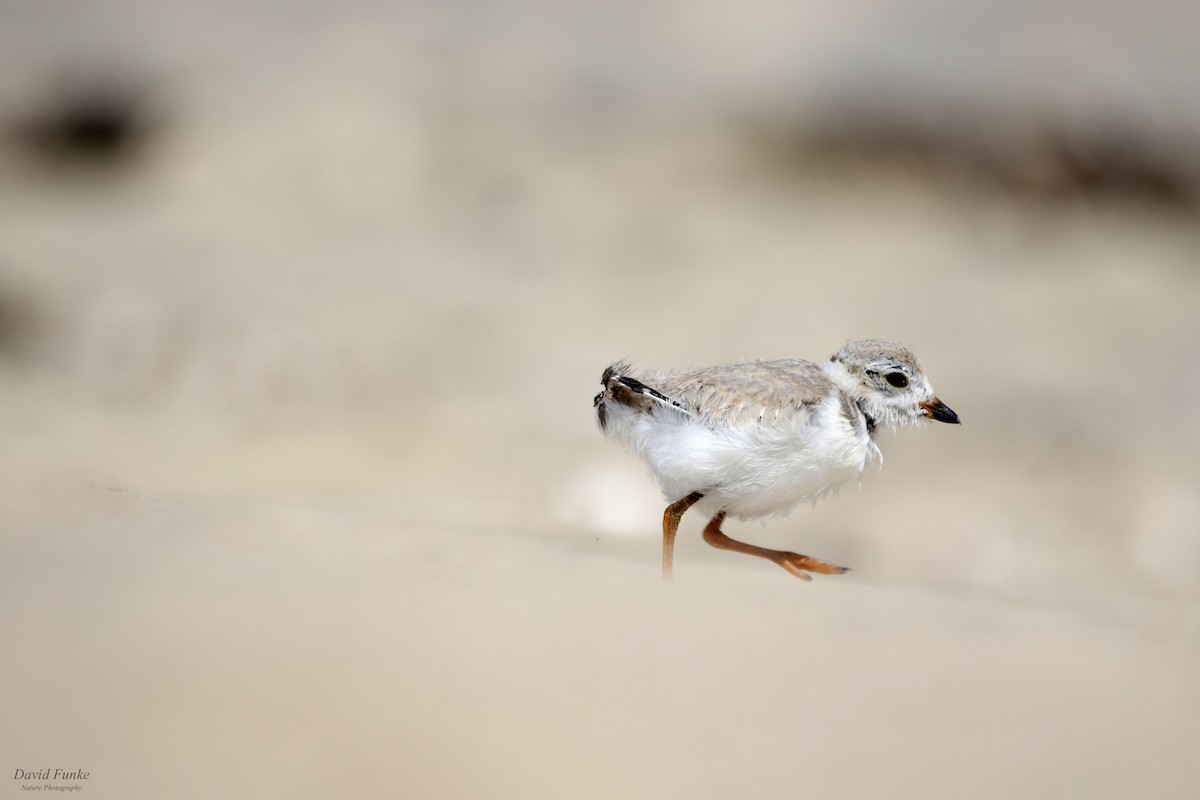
{"left": 5, "top": 72, "right": 157, "bottom": 171}
{"left": 753, "top": 98, "right": 1200, "bottom": 212}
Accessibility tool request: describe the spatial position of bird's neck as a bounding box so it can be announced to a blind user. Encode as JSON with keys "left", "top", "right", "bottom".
{"left": 822, "top": 358, "right": 879, "bottom": 436}
{"left": 820, "top": 357, "right": 861, "bottom": 399}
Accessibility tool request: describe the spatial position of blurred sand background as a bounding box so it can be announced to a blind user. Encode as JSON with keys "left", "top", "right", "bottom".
{"left": 2, "top": 1, "right": 1199, "bottom": 797}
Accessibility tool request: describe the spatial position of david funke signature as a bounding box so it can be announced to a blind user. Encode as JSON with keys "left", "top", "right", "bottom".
{"left": 13, "top": 769, "right": 90, "bottom": 781}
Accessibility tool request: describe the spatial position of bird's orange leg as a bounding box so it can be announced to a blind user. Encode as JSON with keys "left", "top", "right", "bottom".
{"left": 701, "top": 512, "right": 848, "bottom": 580}
{"left": 662, "top": 492, "right": 704, "bottom": 580}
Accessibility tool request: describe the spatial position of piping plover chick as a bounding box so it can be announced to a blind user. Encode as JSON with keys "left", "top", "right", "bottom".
{"left": 593, "top": 339, "right": 960, "bottom": 580}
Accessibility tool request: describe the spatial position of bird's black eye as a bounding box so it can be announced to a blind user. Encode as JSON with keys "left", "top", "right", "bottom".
{"left": 884, "top": 372, "right": 909, "bottom": 388}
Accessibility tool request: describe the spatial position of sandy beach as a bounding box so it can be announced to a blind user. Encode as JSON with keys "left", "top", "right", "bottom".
{"left": 2, "top": 1, "right": 1199, "bottom": 797}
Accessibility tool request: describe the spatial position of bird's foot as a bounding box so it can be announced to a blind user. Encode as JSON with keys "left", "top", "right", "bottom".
{"left": 772, "top": 552, "right": 849, "bottom": 581}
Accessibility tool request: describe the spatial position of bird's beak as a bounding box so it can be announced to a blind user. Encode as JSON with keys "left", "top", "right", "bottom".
{"left": 919, "top": 397, "right": 960, "bottom": 424}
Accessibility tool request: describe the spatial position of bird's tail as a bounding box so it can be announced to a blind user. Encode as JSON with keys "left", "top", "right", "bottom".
{"left": 593, "top": 362, "right": 689, "bottom": 431}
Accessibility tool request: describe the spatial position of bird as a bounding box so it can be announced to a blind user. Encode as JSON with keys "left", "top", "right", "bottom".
{"left": 592, "top": 339, "right": 960, "bottom": 580}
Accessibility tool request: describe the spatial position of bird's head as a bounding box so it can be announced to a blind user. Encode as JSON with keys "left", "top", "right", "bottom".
{"left": 824, "top": 338, "right": 959, "bottom": 431}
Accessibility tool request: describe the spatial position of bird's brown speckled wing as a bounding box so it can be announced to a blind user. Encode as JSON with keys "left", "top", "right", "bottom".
{"left": 649, "top": 359, "right": 835, "bottom": 427}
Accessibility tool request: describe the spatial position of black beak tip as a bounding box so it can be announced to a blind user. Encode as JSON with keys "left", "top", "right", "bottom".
{"left": 923, "top": 399, "right": 961, "bottom": 425}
